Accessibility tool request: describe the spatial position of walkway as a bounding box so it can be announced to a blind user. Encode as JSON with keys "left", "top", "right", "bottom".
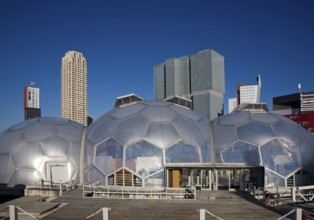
{"left": 0, "top": 187, "right": 290, "bottom": 220}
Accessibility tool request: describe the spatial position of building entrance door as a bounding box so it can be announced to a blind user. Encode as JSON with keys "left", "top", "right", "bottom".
{"left": 172, "top": 170, "right": 181, "bottom": 188}
{"left": 48, "top": 163, "right": 68, "bottom": 184}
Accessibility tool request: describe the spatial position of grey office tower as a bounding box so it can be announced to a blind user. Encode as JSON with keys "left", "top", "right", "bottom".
{"left": 154, "top": 49, "right": 225, "bottom": 121}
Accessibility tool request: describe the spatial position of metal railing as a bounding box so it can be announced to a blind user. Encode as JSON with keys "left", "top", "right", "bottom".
{"left": 83, "top": 184, "right": 196, "bottom": 200}
{"left": 249, "top": 185, "right": 314, "bottom": 205}
{"left": 291, "top": 185, "right": 314, "bottom": 203}
{"left": 40, "top": 179, "right": 75, "bottom": 196}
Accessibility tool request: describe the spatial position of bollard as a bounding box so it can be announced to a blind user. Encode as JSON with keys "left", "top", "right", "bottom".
{"left": 102, "top": 207, "right": 109, "bottom": 220}
{"left": 199, "top": 208, "right": 205, "bottom": 220}
{"left": 59, "top": 180, "right": 63, "bottom": 196}
{"left": 295, "top": 208, "right": 302, "bottom": 220}
{"left": 291, "top": 187, "right": 296, "bottom": 203}
{"left": 9, "top": 205, "right": 18, "bottom": 220}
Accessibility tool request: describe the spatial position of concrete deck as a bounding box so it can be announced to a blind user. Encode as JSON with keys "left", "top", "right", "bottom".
{"left": 0, "top": 187, "right": 291, "bottom": 220}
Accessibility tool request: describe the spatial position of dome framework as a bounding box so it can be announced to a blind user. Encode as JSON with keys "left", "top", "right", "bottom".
{"left": 0, "top": 117, "right": 84, "bottom": 187}
{"left": 84, "top": 98, "right": 211, "bottom": 188}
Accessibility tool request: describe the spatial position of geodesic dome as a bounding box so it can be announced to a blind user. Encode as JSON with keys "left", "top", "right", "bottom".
{"left": 0, "top": 117, "right": 84, "bottom": 187}
{"left": 84, "top": 98, "right": 210, "bottom": 187}
{"left": 212, "top": 104, "right": 314, "bottom": 187}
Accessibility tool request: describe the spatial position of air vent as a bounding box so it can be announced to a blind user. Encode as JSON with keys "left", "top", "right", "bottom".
{"left": 114, "top": 94, "right": 143, "bottom": 108}
{"left": 234, "top": 103, "right": 269, "bottom": 113}
{"left": 165, "top": 96, "right": 192, "bottom": 109}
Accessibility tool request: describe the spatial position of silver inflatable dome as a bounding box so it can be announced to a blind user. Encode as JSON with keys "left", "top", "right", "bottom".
{"left": 85, "top": 96, "right": 210, "bottom": 187}
{"left": 212, "top": 104, "right": 314, "bottom": 187}
{"left": 0, "top": 117, "right": 84, "bottom": 187}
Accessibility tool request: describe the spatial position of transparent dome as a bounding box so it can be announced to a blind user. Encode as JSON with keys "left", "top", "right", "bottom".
{"left": 0, "top": 117, "right": 84, "bottom": 187}
{"left": 212, "top": 104, "right": 314, "bottom": 187}
{"left": 85, "top": 100, "right": 211, "bottom": 187}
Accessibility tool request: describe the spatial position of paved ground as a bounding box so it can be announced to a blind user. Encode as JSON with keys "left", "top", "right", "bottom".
{"left": 0, "top": 187, "right": 291, "bottom": 220}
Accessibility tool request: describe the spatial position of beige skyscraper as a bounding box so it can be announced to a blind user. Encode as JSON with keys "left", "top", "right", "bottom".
{"left": 61, "top": 50, "right": 87, "bottom": 126}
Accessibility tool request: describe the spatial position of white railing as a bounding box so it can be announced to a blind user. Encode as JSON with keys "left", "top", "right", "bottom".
{"left": 248, "top": 185, "right": 314, "bottom": 205}
{"left": 59, "top": 180, "right": 75, "bottom": 195}
{"left": 291, "top": 185, "right": 314, "bottom": 203}
{"left": 83, "top": 185, "right": 196, "bottom": 200}
{"left": 40, "top": 179, "right": 75, "bottom": 195}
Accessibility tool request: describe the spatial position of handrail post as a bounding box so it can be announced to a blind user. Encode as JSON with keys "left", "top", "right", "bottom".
{"left": 9, "top": 205, "right": 18, "bottom": 220}
{"left": 102, "top": 207, "right": 110, "bottom": 220}
{"left": 59, "top": 180, "right": 62, "bottom": 196}
{"left": 199, "top": 208, "right": 205, "bottom": 220}
{"left": 291, "top": 187, "right": 296, "bottom": 203}
{"left": 295, "top": 208, "right": 302, "bottom": 220}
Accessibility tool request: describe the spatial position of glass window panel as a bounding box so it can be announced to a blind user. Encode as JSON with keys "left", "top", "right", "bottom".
{"left": 215, "top": 153, "right": 222, "bottom": 163}
{"left": 0, "top": 154, "right": 15, "bottom": 183}
{"left": 198, "top": 118, "right": 210, "bottom": 137}
{"left": 140, "top": 106, "right": 177, "bottom": 122}
{"left": 126, "top": 141, "right": 163, "bottom": 177}
{"left": 85, "top": 140, "right": 94, "bottom": 167}
{"left": 264, "top": 168, "right": 285, "bottom": 187}
{"left": 67, "top": 141, "right": 81, "bottom": 169}
{"left": 67, "top": 159, "right": 78, "bottom": 181}
{"left": 214, "top": 126, "right": 236, "bottom": 152}
{"left": 114, "top": 116, "right": 148, "bottom": 145}
{"left": 299, "top": 141, "right": 314, "bottom": 176}
{"left": 12, "top": 141, "right": 44, "bottom": 169}
{"left": 145, "top": 123, "right": 179, "bottom": 149}
{"left": 8, "top": 119, "right": 38, "bottom": 131}
{"left": 221, "top": 141, "right": 259, "bottom": 165}
{"left": 273, "top": 113, "right": 300, "bottom": 126}
{"left": 251, "top": 113, "right": 279, "bottom": 124}
{"left": 144, "top": 170, "right": 163, "bottom": 187}
{"left": 166, "top": 142, "right": 200, "bottom": 163}
{"left": 170, "top": 105, "right": 202, "bottom": 121}
{"left": 174, "top": 117, "right": 205, "bottom": 146}
{"left": 218, "top": 112, "right": 249, "bottom": 126}
{"left": 9, "top": 170, "right": 42, "bottom": 187}
{"left": 111, "top": 103, "right": 145, "bottom": 119}
{"left": 237, "top": 122, "right": 275, "bottom": 146}
{"left": 0, "top": 130, "right": 23, "bottom": 153}
{"left": 200, "top": 140, "right": 211, "bottom": 163}
{"left": 56, "top": 124, "right": 83, "bottom": 142}
{"left": 42, "top": 136, "right": 70, "bottom": 156}
{"left": 260, "top": 139, "right": 300, "bottom": 177}
{"left": 87, "top": 117, "right": 117, "bottom": 144}
{"left": 40, "top": 117, "right": 68, "bottom": 125}
{"left": 95, "top": 138, "right": 123, "bottom": 175}
{"left": 84, "top": 166, "right": 106, "bottom": 185}
{"left": 24, "top": 123, "right": 54, "bottom": 141}
{"left": 273, "top": 122, "right": 305, "bottom": 145}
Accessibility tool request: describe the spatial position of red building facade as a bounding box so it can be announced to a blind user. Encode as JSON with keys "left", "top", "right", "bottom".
{"left": 273, "top": 90, "right": 314, "bottom": 134}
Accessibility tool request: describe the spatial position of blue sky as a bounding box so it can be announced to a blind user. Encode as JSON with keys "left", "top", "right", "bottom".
{"left": 1, "top": 0, "right": 313, "bottom": 132}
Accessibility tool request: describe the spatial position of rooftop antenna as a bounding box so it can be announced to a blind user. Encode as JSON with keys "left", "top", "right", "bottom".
{"left": 256, "top": 74, "right": 261, "bottom": 87}
{"left": 30, "top": 81, "right": 35, "bottom": 86}
{"left": 298, "top": 83, "right": 302, "bottom": 93}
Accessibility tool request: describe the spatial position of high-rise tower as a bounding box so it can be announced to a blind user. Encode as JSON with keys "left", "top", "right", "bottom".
{"left": 61, "top": 50, "right": 87, "bottom": 126}
{"left": 24, "top": 82, "right": 41, "bottom": 120}
{"left": 154, "top": 49, "right": 225, "bottom": 121}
